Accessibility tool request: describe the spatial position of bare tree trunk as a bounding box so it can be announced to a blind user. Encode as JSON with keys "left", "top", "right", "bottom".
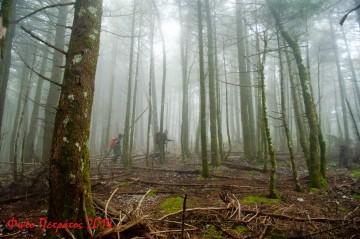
{"left": 197, "top": 0, "right": 209, "bottom": 178}
{"left": 130, "top": 24, "right": 142, "bottom": 156}
{"left": 277, "top": 34, "right": 301, "bottom": 192}
{"left": 284, "top": 48, "right": 310, "bottom": 165}
{"left": 204, "top": 0, "right": 219, "bottom": 166}
{"left": 146, "top": 77, "right": 152, "bottom": 167}
{"left": 236, "top": 0, "right": 255, "bottom": 158}
{"left": 42, "top": 3, "right": 68, "bottom": 163}
{"left": 104, "top": 37, "right": 118, "bottom": 155}
{"left": 13, "top": 58, "right": 33, "bottom": 182}
{"left": 329, "top": 20, "right": 350, "bottom": 157}
{"left": 149, "top": 11, "right": 159, "bottom": 149}
{"left": 222, "top": 39, "right": 231, "bottom": 161}
{"left": 123, "top": 0, "right": 137, "bottom": 167}
{"left": 9, "top": 45, "right": 31, "bottom": 180}
{"left": 152, "top": 0, "right": 167, "bottom": 164}
{"left": 178, "top": 0, "right": 190, "bottom": 161}
{"left": 24, "top": 30, "right": 52, "bottom": 162}
{"left": 214, "top": 17, "right": 224, "bottom": 162}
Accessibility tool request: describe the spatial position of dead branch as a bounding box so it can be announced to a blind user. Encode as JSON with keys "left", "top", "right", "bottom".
{"left": 124, "top": 177, "right": 254, "bottom": 190}
{"left": 105, "top": 187, "right": 119, "bottom": 219}
{"left": 135, "top": 189, "right": 152, "bottom": 215}
{"left": 92, "top": 195, "right": 119, "bottom": 217}
{"left": 21, "top": 26, "right": 67, "bottom": 56}
{"left": 17, "top": 52, "right": 63, "bottom": 87}
{"left": 158, "top": 205, "right": 359, "bottom": 224}
{"left": 13, "top": 2, "right": 75, "bottom": 23}
{"left": 150, "top": 228, "right": 198, "bottom": 235}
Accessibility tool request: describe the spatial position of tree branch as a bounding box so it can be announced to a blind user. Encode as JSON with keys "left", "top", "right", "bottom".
{"left": 13, "top": 2, "right": 75, "bottom": 24}
{"left": 18, "top": 52, "right": 63, "bottom": 88}
{"left": 340, "top": 4, "right": 360, "bottom": 26}
{"left": 21, "top": 26, "right": 67, "bottom": 56}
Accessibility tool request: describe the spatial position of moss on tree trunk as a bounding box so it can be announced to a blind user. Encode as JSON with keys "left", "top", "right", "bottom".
{"left": 258, "top": 34, "right": 279, "bottom": 199}
{"left": 268, "top": 1, "right": 326, "bottom": 188}
{"left": 46, "top": 0, "right": 103, "bottom": 238}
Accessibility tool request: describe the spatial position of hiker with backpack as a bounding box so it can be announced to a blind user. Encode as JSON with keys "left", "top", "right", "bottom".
{"left": 110, "top": 134, "right": 123, "bottom": 162}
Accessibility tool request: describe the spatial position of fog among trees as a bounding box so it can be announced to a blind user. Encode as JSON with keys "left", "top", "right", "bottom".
{"left": 0, "top": 0, "right": 360, "bottom": 238}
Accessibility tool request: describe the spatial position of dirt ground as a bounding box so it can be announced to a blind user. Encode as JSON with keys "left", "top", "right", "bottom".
{"left": 0, "top": 151, "right": 359, "bottom": 238}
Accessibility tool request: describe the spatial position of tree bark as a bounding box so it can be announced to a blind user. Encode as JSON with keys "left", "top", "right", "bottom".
{"left": 197, "top": 0, "right": 209, "bottom": 178}
{"left": 152, "top": 0, "right": 167, "bottom": 164}
{"left": 236, "top": 0, "right": 255, "bottom": 158}
{"left": 204, "top": 0, "right": 220, "bottom": 166}
{"left": 47, "top": 1, "right": 102, "bottom": 238}
{"left": 0, "top": 0, "right": 16, "bottom": 141}
{"left": 178, "top": 0, "right": 190, "bottom": 161}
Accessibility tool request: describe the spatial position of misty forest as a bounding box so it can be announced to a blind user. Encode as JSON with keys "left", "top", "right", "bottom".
{"left": 0, "top": 0, "right": 360, "bottom": 238}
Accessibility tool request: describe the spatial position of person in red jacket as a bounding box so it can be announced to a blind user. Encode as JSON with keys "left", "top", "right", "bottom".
{"left": 110, "top": 134, "right": 123, "bottom": 162}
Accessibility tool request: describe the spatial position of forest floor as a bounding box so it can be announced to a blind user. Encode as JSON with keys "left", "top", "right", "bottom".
{"left": 0, "top": 151, "right": 359, "bottom": 238}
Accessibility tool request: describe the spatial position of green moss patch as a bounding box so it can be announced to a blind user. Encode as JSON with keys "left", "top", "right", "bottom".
{"left": 235, "top": 225, "right": 247, "bottom": 233}
{"left": 147, "top": 189, "right": 156, "bottom": 197}
{"left": 350, "top": 170, "right": 360, "bottom": 178}
{"left": 203, "top": 224, "right": 224, "bottom": 239}
{"left": 241, "top": 195, "right": 280, "bottom": 204}
{"left": 158, "top": 196, "right": 193, "bottom": 215}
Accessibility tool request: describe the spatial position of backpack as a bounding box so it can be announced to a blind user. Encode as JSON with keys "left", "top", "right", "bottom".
{"left": 109, "top": 137, "right": 118, "bottom": 148}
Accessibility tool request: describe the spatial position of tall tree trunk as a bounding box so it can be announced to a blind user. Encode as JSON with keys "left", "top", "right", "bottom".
{"left": 153, "top": 0, "right": 167, "bottom": 164}
{"left": 0, "top": 0, "right": 16, "bottom": 140}
{"left": 149, "top": 11, "right": 159, "bottom": 148}
{"left": 123, "top": 0, "right": 137, "bottom": 167}
{"left": 258, "top": 33, "right": 279, "bottom": 199}
{"left": 236, "top": 0, "right": 254, "bottom": 158}
{"left": 197, "top": 0, "right": 209, "bottom": 178}
{"left": 9, "top": 45, "right": 31, "bottom": 179}
{"left": 104, "top": 36, "right": 118, "bottom": 155}
{"left": 13, "top": 79, "right": 31, "bottom": 182}
{"left": 254, "top": 28, "right": 266, "bottom": 166}
{"left": 329, "top": 20, "right": 350, "bottom": 156}
{"left": 268, "top": 2, "right": 326, "bottom": 188}
{"left": 341, "top": 27, "right": 360, "bottom": 111}
{"left": 222, "top": 39, "right": 231, "bottom": 160}
{"left": 204, "top": 0, "right": 220, "bottom": 166}
{"left": 42, "top": 3, "right": 68, "bottom": 163}
{"left": 130, "top": 25, "right": 142, "bottom": 156}
{"left": 13, "top": 52, "right": 34, "bottom": 181}
{"left": 0, "top": 0, "right": 14, "bottom": 59}
{"left": 277, "top": 35, "right": 301, "bottom": 192}
{"left": 214, "top": 17, "right": 224, "bottom": 162}
{"left": 146, "top": 76, "right": 152, "bottom": 167}
{"left": 47, "top": 1, "right": 102, "bottom": 238}
{"left": 24, "top": 31, "right": 52, "bottom": 162}
{"left": 178, "top": 0, "right": 190, "bottom": 161}
{"left": 284, "top": 47, "right": 310, "bottom": 164}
